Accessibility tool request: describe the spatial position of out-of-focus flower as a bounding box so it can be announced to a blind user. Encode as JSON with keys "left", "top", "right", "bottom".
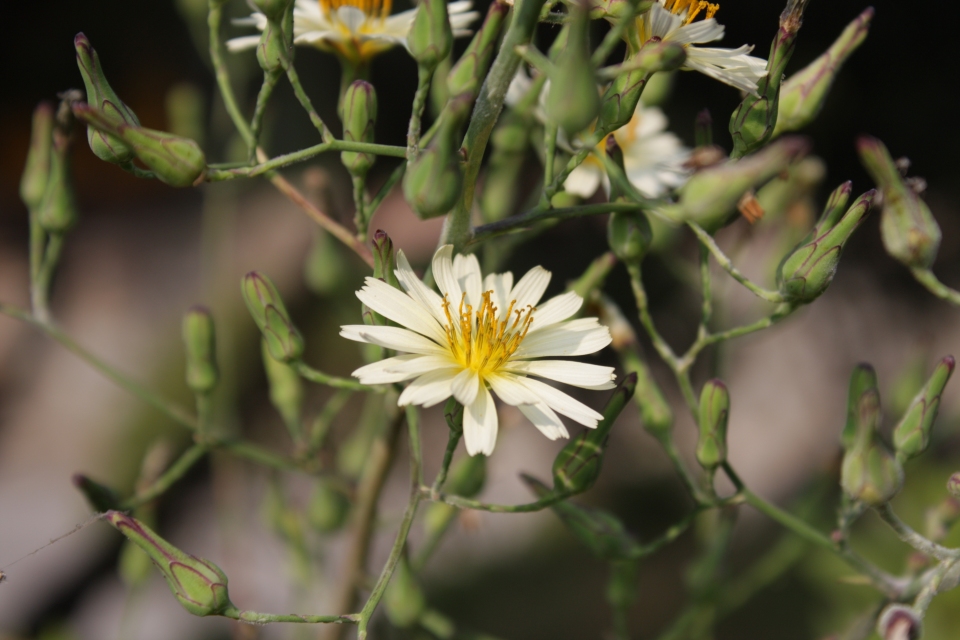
{"left": 228, "top": 0, "right": 478, "bottom": 66}
{"left": 341, "top": 246, "right": 615, "bottom": 456}
{"left": 636, "top": 0, "right": 767, "bottom": 94}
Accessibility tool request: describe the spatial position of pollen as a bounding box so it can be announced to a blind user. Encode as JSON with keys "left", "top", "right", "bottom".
{"left": 319, "top": 0, "right": 392, "bottom": 19}
{"left": 441, "top": 291, "right": 535, "bottom": 375}
{"left": 663, "top": 0, "right": 720, "bottom": 24}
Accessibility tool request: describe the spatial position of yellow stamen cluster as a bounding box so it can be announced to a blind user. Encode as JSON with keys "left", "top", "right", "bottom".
{"left": 662, "top": 0, "right": 719, "bottom": 23}
{"left": 442, "top": 291, "right": 535, "bottom": 375}
{"left": 319, "top": 0, "right": 392, "bottom": 19}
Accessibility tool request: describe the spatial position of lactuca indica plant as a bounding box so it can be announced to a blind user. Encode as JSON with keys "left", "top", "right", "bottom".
{"left": 5, "top": 0, "right": 960, "bottom": 638}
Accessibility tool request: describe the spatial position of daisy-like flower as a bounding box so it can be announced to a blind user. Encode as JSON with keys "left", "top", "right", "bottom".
{"left": 228, "top": 0, "right": 479, "bottom": 67}
{"left": 341, "top": 246, "right": 616, "bottom": 456}
{"left": 637, "top": 0, "right": 768, "bottom": 94}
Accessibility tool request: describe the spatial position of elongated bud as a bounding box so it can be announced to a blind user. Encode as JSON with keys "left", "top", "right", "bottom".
{"left": 407, "top": 0, "right": 453, "bottom": 71}
{"left": 664, "top": 136, "right": 809, "bottom": 233}
{"left": 72, "top": 474, "right": 122, "bottom": 512}
{"left": 75, "top": 33, "right": 141, "bottom": 164}
{"left": 608, "top": 209, "right": 652, "bottom": 265}
{"left": 403, "top": 95, "right": 470, "bottom": 219}
{"left": 372, "top": 230, "right": 398, "bottom": 287}
{"left": 857, "top": 136, "right": 941, "bottom": 269}
{"left": 893, "top": 356, "right": 955, "bottom": 462}
{"left": 182, "top": 307, "right": 218, "bottom": 394}
{"left": 589, "top": 0, "right": 654, "bottom": 20}
{"left": 308, "top": 480, "right": 350, "bottom": 533}
{"left": 20, "top": 103, "right": 55, "bottom": 210}
{"left": 37, "top": 102, "right": 78, "bottom": 234}
{"left": 73, "top": 104, "right": 206, "bottom": 187}
{"left": 446, "top": 0, "right": 508, "bottom": 99}
{"left": 841, "top": 364, "right": 877, "bottom": 448}
{"left": 384, "top": 554, "right": 425, "bottom": 628}
{"left": 480, "top": 108, "right": 531, "bottom": 222}
{"left": 877, "top": 605, "right": 922, "bottom": 640}
{"left": 524, "top": 475, "right": 642, "bottom": 560}
{"left": 105, "top": 511, "right": 234, "bottom": 616}
{"left": 774, "top": 8, "right": 872, "bottom": 137}
{"left": 777, "top": 187, "right": 875, "bottom": 303}
{"left": 696, "top": 380, "right": 729, "bottom": 471}
{"left": 545, "top": 4, "right": 600, "bottom": 136}
{"left": 251, "top": 0, "right": 292, "bottom": 21}
{"left": 241, "top": 272, "right": 305, "bottom": 362}
{"left": 729, "top": 0, "right": 809, "bottom": 158}
{"left": 597, "top": 40, "right": 686, "bottom": 135}
{"left": 340, "top": 80, "right": 377, "bottom": 177}
{"left": 262, "top": 338, "right": 304, "bottom": 431}
{"left": 256, "top": 19, "right": 287, "bottom": 73}
{"left": 552, "top": 374, "right": 636, "bottom": 493}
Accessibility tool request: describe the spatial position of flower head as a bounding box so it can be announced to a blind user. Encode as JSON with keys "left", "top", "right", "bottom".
{"left": 637, "top": 0, "right": 767, "bottom": 94}
{"left": 341, "top": 246, "right": 615, "bottom": 456}
{"left": 228, "top": 0, "right": 478, "bottom": 66}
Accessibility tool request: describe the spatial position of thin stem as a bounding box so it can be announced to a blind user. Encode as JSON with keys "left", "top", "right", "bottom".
{"left": 367, "top": 162, "right": 406, "bottom": 221}
{"left": 32, "top": 233, "right": 65, "bottom": 323}
{"left": 352, "top": 173, "right": 368, "bottom": 238}
{"left": 469, "top": 202, "right": 643, "bottom": 245}
{"left": 225, "top": 608, "right": 352, "bottom": 624}
{"left": 591, "top": 0, "right": 643, "bottom": 66}
{"left": 294, "top": 361, "right": 376, "bottom": 391}
{"left": 208, "top": 1, "right": 255, "bottom": 150}
{"left": 659, "top": 436, "right": 704, "bottom": 503}
{"left": 217, "top": 438, "right": 302, "bottom": 471}
{"left": 431, "top": 428, "right": 462, "bottom": 494}
{"left": 281, "top": 50, "right": 333, "bottom": 142}
{"left": 309, "top": 389, "right": 353, "bottom": 453}
{"left": 687, "top": 222, "right": 785, "bottom": 303}
{"left": 120, "top": 445, "right": 209, "bottom": 509}
{"left": 406, "top": 66, "right": 433, "bottom": 161}
{"left": 424, "top": 487, "right": 573, "bottom": 513}
{"left": 540, "top": 123, "right": 558, "bottom": 208}
{"left": 206, "top": 140, "right": 408, "bottom": 181}
{"left": 910, "top": 267, "right": 960, "bottom": 306}
{"left": 876, "top": 503, "right": 959, "bottom": 561}
{"left": 625, "top": 263, "right": 679, "bottom": 369}
{"left": 634, "top": 507, "right": 701, "bottom": 557}
{"left": 249, "top": 71, "right": 282, "bottom": 163}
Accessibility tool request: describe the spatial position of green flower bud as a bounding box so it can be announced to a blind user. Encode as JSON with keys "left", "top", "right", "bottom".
{"left": 256, "top": 19, "right": 287, "bottom": 73}
{"left": 372, "top": 229, "right": 398, "bottom": 287}
{"left": 340, "top": 80, "right": 378, "bottom": 177}
{"left": 589, "top": 0, "right": 654, "bottom": 21}
{"left": 75, "top": 33, "right": 142, "bottom": 165}
{"left": 20, "top": 102, "right": 55, "bottom": 210}
{"left": 384, "top": 554, "right": 425, "bottom": 628}
{"left": 754, "top": 156, "right": 825, "bottom": 222}
{"left": 893, "top": 356, "right": 955, "bottom": 462}
{"left": 777, "top": 185, "right": 875, "bottom": 303}
{"left": 105, "top": 511, "right": 234, "bottom": 617}
{"left": 597, "top": 40, "right": 686, "bottom": 135}
{"left": 552, "top": 373, "right": 637, "bottom": 493}
{"left": 544, "top": 6, "right": 600, "bottom": 136}
{"left": 251, "top": 0, "right": 293, "bottom": 21}
{"left": 480, "top": 109, "right": 531, "bottom": 223}
{"left": 622, "top": 349, "right": 673, "bottom": 439}
{"left": 407, "top": 0, "right": 453, "bottom": 71}
{"left": 262, "top": 338, "right": 304, "bottom": 430}
{"left": 446, "top": 0, "right": 508, "bottom": 99}
{"left": 696, "top": 379, "right": 730, "bottom": 471}
{"left": 841, "top": 363, "right": 878, "bottom": 449}
{"left": 73, "top": 104, "right": 206, "bottom": 187}
{"left": 857, "top": 135, "right": 941, "bottom": 269}
{"left": 947, "top": 473, "right": 960, "bottom": 500}
{"left": 37, "top": 108, "right": 78, "bottom": 234}
{"left": 119, "top": 535, "right": 154, "bottom": 587}
{"left": 607, "top": 210, "right": 652, "bottom": 265}
{"left": 663, "top": 136, "right": 809, "bottom": 233}
{"left": 774, "top": 8, "right": 872, "bottom": 137}
{"left": 729, "top": 0, "right": 809, "bottom": 158}
{"left": 307, "top": 480, "right": 350, "bottom": 533}
{"left": 72, "top": 474, "right": 122, "bottom": 512}
{"left": 524, "top": 475, "right": 641, "bottom": 560}
{"left": 182, "top": 306, "right": 219, "bottom": 394}
{"left": 241, "top": 271, "right": 305, "bottom": 362}
{"left": 877, "top": 605, "right": 922, "bottom": 640}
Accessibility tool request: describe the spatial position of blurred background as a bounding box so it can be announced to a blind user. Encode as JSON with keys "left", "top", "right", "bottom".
{"left": 2, "top": 1, "right": 960, "bottom": 639}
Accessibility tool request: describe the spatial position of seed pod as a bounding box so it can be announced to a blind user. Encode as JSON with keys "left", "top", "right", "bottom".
{"left": 893, "top": 356, "right": 955, "bottom": 462}
{"left": 777, "top": 186, "right": 875, "bottom": 303}
{"left": 241, "top": 271, "right": 305, "bottom": 362}
{"left": 858, "top": 135, "right": 941, "bottom": 269}
{"left": 307, "top": 480, "right": 350, "bottom": 533}
{"left": 20, "top": 102, "right": 55, "bottom": 210}
{"left": 696, "top": 380, "right": 730, "bottom": 471}
{"left": 407, "top": 0, "right": 453, "bottom": 71}
{"left": 446, "top": 0, "right": 508, "bottom": 99}
{"left": 340, "top": 80, "right": 378, "bottom": 177}
{"left": 72, "top": 474, "right": 122, "bottom": 512}
{"left": 182, "top": 307, "right": 219, "bottom": 394}
{"left": 105, "top": 511, "right": 235, "bottom": 617}
{"left": 384, "top": 554, "right": 425, "bottom": 628}
{"left": 544, "top": 4, "right": 599, "bottom": 136}
{"left": 877, "top": 605, "right": 922, "bottom": 640}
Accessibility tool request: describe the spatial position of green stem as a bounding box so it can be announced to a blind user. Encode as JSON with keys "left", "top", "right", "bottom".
{"left": 591, "top": 0, "right": 643, "bottom": 66}
{"left": 32, "top": 233, "right": 65, "bottom": 323}
{"left": 208, "top": 1, "right": 255, "bottom": 150}
{"left": 407, "top": 66, "right": 434, "bottom": 161}
{"left": 120, "top": 444, "right": 209, "bottom": 509}
{"left": 352, "top": 173, "right": 369, "bottom": 238}
{"left": 424, "top": 487, "right": 573, "bottom": 513}
{"left": 876, "top": 503, "right": 959, "bottom": 561}
{"left": 367, "top": 162, "right": 406, "bottom": 221}
{"left": 206, "top": 140, "right": 408, "bottom": 181}
{"left": 28, "top": 209, "right": 47, "bottom": 318}
{"left": 281, "top": 50, "right": 333, "bottom": 142}
{"left": 699, "top": 243, "right": 713, "bottom": 328}
{"left": 910, "top": 267, "right": 960, "bottom": 306}
{"left": 249, "top": 70, "right": 282, "bottom": 163}
{"left": 294, "top": 361, "right": 377, "bottom": 391}
{"left": 309, "top": 389, "right": 353, "bottom": 453}
{"left": 625, "top": 263, "right": 680, "bottom": 370}
{"left": 431, "top": 428, "right": 462, "bottom": 494}
{"left": 687, "top": 222, "right": 785, "bottom": 303}
{"left": 469, "top": 202, "right": 643, "bottom": 245}
{"left": 217, "top": 438, "right": 302, "bottom": 471}
{"left": 540, "top": 123, "right": 558, "bottom": 208}
{"left": 225, "top": 608, "right": 353, "bottom": 624}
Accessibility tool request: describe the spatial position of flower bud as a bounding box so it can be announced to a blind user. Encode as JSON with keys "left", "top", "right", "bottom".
{"left": 857, "top": 136, "right": 941, "bottom": 269}
{"left": 446, "top": 0, "right": 508, "bottom": 99}
{"left": 544, "top": 6, "right": 599, "bottom": 137}
{"left": 241, "top": 271, "right": 305, "bottom": 362}
{"left": 877, "top": 605, "right": 922, "bottom": 640}
{"left": 597, "top": 41, "right": 686, "bottom": 135}
{"left": 72, "top": 103, "right": 206, "bottom": 187}
{"left": 75, "top": 33, "right": 143, "bottom": 165}
{"left": 841, "top": 363, "right": 878, "bottom": 448}
{"left": 256, "top": 19, "right": 287, "bottom": 73}
{"left": 251, "top": 0, "right": 293, "bottom": 21}
{"left": 524, "top": 475, "right": 642, "bottom": 561}
{"left": 20, "top": 102, "right": 55, "bottom": 210}
{"left": 340, "top": 80, "right": 378, "bottom": 177}
{"left": 839, "top": 374, "right": 903, "bottom": 506}
{"left": 262, "top": 338, "right": 304, "bottom": 431}
{"left": 664, "top": 136, "right": 809, "bottom": 233}
{"left": 588, "top": 0, "right": 654, "bottom": 20}
{"left": 696, "top": 379, "right": 729, "bottom": 471}
{"left": 552, "top": 373, "right": 636, "bottom": 493}
{"left": 407, "top": 0, "right": 453, "bottom": 71}
{"left": 105, "top": 511, "right": 234, "bottom": 617}
{"left": 372, "top": 229, "right": 399, "bottom": 287}
{"left": 37, "top": 110, "right": 78, "bottom": 234}
{"left": 949, "top": 473, "right": 960, "bottom": 500}
{"left": 777, "top": 186, "right": 875, "bottom": 303}
{"left": 480, "top": 109, "right": 531, "bottom": 222}
{"left": 402, "top": 95, "right": 470, "bottom": 219}
{"left": 774, "top": 8, "right": 872, "bottom": 137}
{"left": 893, "top": 356, "right": 955, "bottom": 462}
{"left": 607, "top": 210, "right": 652, "bottom": 265}
{"left": 307, "top": 480, "right": 350, "bottom": 533}
{"left": 384, "top": 554, "right": 425, "bottom": 628}
{"left": 72, "top": 473, "right": 122, "bottom": 512}
{"left": 182, "top": 307, "right": 219, "bottom": 394}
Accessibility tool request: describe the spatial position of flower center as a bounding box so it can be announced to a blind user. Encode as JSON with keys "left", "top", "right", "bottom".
{"left": 319, "top": 0, "right": 393, "bottom": 19}
{"left": 441, "top": 291, "right": 535, "bottom": 375}
{"left": 662, "top": 0, "right": 719, "bottom": 23}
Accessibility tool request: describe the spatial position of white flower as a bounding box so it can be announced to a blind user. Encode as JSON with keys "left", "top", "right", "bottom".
{"left": 638, "top": 0, "right": 768, "bottom": 94}
{"left": 228, "top": 0, "right": 479, "bottom": 66}
{"left": 566, "top": 103, "right": 690, "bottom": 199}
{"left": 341, "top": 246, "right": 616, "bottom": 456}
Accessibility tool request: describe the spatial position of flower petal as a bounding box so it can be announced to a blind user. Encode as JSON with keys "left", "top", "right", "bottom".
{"left": 433, "top": 245, "right": 462, "bottom": 302}
{"left": 516, "top": 377, "right": 603, "bottom": 428}
{"left": 356, "top": 277, "right": 448, "bottom": 344}
{"left": 503, "top": 359, "right": 616, "bottom": 390}
{"left": 515, "top": 320, "right": 612, "bottom": 358}
{"left": 340, "top": 324, "right": 447, "bottom": 355}
{"left": 486, "top": 372, "right": 541, "bottom": 406}
{"left": 453, "top": 253, "right": 483, "bottom": 308}
{"left": 398, "top": 368, "right": 460, "bottom": 407}
{"left": 395, "top": 250, "right": 447, "bottom": 325}
{"left": 484, "top": 271, "right": 514, "bottom": 317}
{"left": 451, "top": 368, "right": 480, "bottom": 406}
{"left": 352, "top": 354, "right": 433, "bottom": 384}
{"left": 510, "top": 265, "right": 552, "bottom": 309}
{"left": 519, "top": 401, "right": 569, "bottom": 440}
{"left": 565, "top": 164, "right": 603, "bottom": 198}
{"left": 463, "top": 385, "right": 498, "bottom": 456}
{"left": 529, "top": 291, "right": 582, "bottom": 331}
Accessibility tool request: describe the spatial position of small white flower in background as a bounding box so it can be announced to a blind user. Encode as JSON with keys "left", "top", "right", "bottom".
{"left": 566, "top": 104, "right": 690, "bottom": 199}
{"left": 639, "top": 0, "right": 768, "bottom": 94}
{"left": 341, "top": 246, "right": 615, "bottom": 456}
{"left": 228, "top": 0, "right": 479, "bottom": 66}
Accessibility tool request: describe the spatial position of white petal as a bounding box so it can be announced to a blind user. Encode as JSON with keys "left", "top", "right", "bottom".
{"left": 564, "top": 164, "right": 603, "bottom": 198}
{"left": 463, "top": 386, "right": 498, "bottom": 456}
{"left": 453, "top": 253, "right": 483, "bottom": 308}
{"left": 529, "top": 291, "right": 582, "bottom": 331}
{"left": 515, "top": 322, "right": 612, "bottom": 358}
{"left": 432, "top": 245, "right": 463, "bottom": 302}
{"left": 510, "top": 266, "right": 552, "bottom": 310}
{"left": 356, "top": 277, "right": 448, "bottom": 344}
{"left": 666, "top": 18, "right": 725, "bottom": 46}
{"left": 398, "top": 369, "right": 459, "bottom": 407}
{"left": 336, "top": 6, "right": 366, "bottom": 33}
{"left": 519, "top": 402, "right": 569, "bottom": 440}
{"left": 352, "top": 354, "right": 434, "bottom": 384}
{"left": 486, "top": 372, "right": 541, "bottom": 406}
{"left": 226, "top": 35, "right": 263, "bottom": 52}
{"left": 483, "top": 271, "right": 514, "bottom": 317}
{"left": 340, "top": 325, "right": 447, "bottom": 355}
{"left": 516, "top": 377, "right": 603, "bottom": 428}
{"left": 503, "top": 360, "right": 616, "bottom": 390}
{"left": 395, "top": 250, "right": 447, "bottom": 325}
{"left": 648, "top": 3, "right": 682, "bottom": 38}
{"left": 451, "top": 368, "right": 480, "bottom": 406}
